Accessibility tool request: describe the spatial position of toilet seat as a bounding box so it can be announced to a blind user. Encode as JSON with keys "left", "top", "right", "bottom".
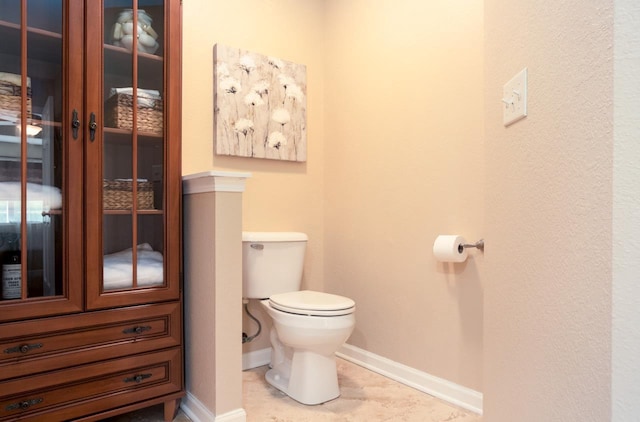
{"left": 269, "top": 290, "right": 355, "bottom": 316}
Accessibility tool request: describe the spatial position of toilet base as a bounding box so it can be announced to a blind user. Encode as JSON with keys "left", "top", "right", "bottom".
{"left": 266, "top": 350, "right": 341, "bottom": 405}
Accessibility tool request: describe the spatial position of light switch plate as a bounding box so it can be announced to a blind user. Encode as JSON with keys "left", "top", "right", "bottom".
{"left": 503, "top": 68, "right": 528, "bottom": 126}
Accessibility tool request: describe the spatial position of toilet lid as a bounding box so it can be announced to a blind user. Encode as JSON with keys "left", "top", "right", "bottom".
{"left": 269, "top": 290, "right": 355, "bottom": 316}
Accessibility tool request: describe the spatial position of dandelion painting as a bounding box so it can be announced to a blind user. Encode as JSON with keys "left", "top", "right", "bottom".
{"left": 214, "top": 44, "right": 307, "bottom": 162}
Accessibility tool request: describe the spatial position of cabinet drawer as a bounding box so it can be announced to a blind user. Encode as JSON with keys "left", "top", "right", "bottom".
{"left": 0, "top": 302, "right": 181, "bottom": 381}
{"left": 0, "top": 348, "right": 182, "bottom": 421}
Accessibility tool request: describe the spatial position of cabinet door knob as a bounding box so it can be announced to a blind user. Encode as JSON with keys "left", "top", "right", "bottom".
{"left": 72, "top": 109, "right": 80, "bottom": 139}
{"left": 89, "top": 112, "right": 97, "bottom": 141}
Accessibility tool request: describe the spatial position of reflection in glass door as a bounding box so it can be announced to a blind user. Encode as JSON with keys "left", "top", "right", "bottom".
{"left": 0, "top": 0, "right": 64, "bottom": 300}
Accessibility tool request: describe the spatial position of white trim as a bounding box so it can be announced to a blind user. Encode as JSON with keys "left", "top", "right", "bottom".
{"left": 182, "top": 170, "right": 252, "bottom": 181}
{"left": 337, "top": 343, "right": 483, "bottom": 415}
{"left": 183, "top": 171, "right": 251, "bottom": 194}
{"left": 214, "top": 409, "right": 247, "bottom": 422}
{"left": 180, "top": 391, "right": 247, "bottom": 422}
{"left": 180, "top": 392, "right": 214, "bottom": 422}
{"left": 242, "top": 348, "right": 271, "bottom": 370}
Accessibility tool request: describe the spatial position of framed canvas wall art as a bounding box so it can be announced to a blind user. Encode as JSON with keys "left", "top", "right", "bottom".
{"left": 214, "top": 44, "right": 307, "bottom": 162}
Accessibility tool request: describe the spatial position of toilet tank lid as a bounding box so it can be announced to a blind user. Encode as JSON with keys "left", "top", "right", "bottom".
{"left": 242, "top": 231, "right": 308, "bottom": 242}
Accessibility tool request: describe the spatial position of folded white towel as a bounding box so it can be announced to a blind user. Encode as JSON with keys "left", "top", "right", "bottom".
{"left": 0, "top": 182, "right": 62, "bottom": 209}
{"left": 103, "top": 243, "right": 164, "bottom": 290}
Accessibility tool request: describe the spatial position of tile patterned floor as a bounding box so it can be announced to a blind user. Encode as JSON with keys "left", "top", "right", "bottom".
{"left": 243, "top": 359, "right": 482, "bottom": 422}
{"left": 103, "top": 358, "right": 482, "bottom": 422}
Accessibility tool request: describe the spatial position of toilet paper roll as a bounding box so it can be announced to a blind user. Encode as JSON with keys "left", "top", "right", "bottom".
{"left": 433, "top": 235, "right": 467, "bottom": 263}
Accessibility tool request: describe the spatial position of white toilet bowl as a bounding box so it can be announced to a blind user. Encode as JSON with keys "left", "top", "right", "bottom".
{"left": 242, "top": 232, "right": 356, "bottom": 405}
{"left": 260, "top": 290, "right": 356, "bottom": 405}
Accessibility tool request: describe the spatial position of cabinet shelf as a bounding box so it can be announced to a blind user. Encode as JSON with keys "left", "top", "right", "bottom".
{"left": 104, "top": 126, "right": 163, "bottom": 140}
{"left": 0, "top": 20, "right": 62, "bottom": 65}
{"left": 104, "top": 43, "right": 164, "bottom": 62}
{"left": 104, "top": 44, "right": 164, "bottom": 88}
{"left": 0, "top": 22, "right": 162, "bottom": 87}
{"left": 103, "top": 209, "right": 163, "bottom": 215}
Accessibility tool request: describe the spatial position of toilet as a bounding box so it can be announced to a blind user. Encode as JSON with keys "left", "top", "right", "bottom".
{"left": 242, "top": 231, "right": 356, "bottom": 405}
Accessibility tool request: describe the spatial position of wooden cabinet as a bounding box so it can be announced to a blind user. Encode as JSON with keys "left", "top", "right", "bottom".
{"left": 0, "top": 1, "right": 182, "bottom": 420}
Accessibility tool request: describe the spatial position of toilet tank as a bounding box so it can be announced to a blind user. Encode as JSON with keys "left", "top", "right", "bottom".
{"left": 242, "top": 232, "right": 308, "bottom": 299}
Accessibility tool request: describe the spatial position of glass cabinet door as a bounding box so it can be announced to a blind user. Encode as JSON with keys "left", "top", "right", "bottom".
{"left": 86, "top": 0, "right": 179, "bottom": 309}
{"left": 0, "top": 0, "right": 83, "bottom": 321}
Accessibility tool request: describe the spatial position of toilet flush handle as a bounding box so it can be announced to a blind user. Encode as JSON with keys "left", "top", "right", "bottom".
{"left": 250, "top": 243, "right": 264, "bottom": 250}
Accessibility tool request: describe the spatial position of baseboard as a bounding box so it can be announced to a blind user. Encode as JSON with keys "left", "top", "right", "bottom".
{"left": 337, "top": 343, "right": 483, "bottom": 415}
{"left": 213, "top": 409, "right": 247, "bottom": 422}
{"left": 242, "top": 347, "right": 271, "bottom": 370}
{"left": 181, "top": 391, "right": 247, "bottom": 422}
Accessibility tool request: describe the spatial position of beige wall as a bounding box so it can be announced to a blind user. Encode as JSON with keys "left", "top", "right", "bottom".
{"left": 183, "top": 0, "right": 484, "bottom": 392}
{"left": 182, "top": 0, "right": 326, "bottom": 287}
{"left": 484, "top": 1, "right": 613, "bottom": 421}
{"left": 323, "top": 1, "right": 485, "bottom": 391}
{"left": 182, "top": 0, "right": 327, "bottom": 355}
{"left": 182, "top": 1, "right": 633, "bottom": 418}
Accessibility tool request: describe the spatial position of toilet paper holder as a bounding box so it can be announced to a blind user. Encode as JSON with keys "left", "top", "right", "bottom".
{"left": 458, "top": 239, "right": 484, "bottom": 253}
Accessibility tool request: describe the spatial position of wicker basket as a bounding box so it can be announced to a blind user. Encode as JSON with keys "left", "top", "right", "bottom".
{"left": 0, "top": 80, "right": 32, "bottom": 122}
{"left": 103, "top": 179, "right": 154, "bottom": 210}
{"left": 104, "top": 93, "right": 163, "bottom": 135}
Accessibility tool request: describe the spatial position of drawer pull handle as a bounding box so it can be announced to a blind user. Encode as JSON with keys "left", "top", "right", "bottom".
{"left": 123, "top": 325, "right": 152, "bottom": 335}
{"left": 4, "top": 343, "right": 43, "bottom": 354}
{"left": 6, "top": 397, "right": 43, "bottom": 411}
{"left": 124, "top": 373, "right": 152, "bottom": 384}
